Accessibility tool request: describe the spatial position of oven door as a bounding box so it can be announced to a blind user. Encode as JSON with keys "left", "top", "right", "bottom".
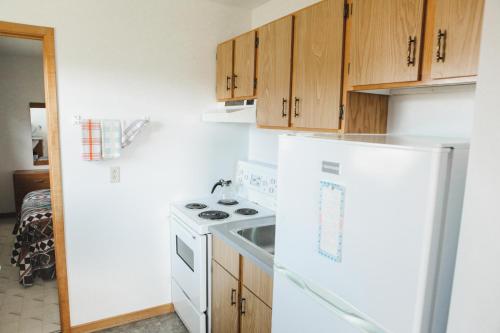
{"left": 171, "top": 214, "right": 207, "bottom": 313}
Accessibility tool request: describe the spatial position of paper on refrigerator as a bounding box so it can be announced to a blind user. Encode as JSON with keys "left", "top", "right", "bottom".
{"left": 319, "top": 181, "right": 345, "bottom": 262}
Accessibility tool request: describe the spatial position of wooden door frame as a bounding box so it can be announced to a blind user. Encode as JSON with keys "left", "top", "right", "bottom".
{"left": 0, "top": 21, "right": 71, "bottom": 332}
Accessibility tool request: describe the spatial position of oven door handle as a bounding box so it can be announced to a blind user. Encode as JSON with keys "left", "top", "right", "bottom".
{"left": 171, "top": 214, "right": 197, "bottom": 240}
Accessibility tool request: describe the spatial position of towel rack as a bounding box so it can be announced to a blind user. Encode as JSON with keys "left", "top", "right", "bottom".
{"left": 72, "top": 115, "right": 151, "bottom": 126}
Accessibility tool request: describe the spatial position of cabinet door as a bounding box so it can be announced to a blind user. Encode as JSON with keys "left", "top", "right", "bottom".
{"left": 233, "top": 31, "right": 256, "bottom": 98}
{"left": 216, "top": 40, "right": 234, "bottom": 100}
{"left": 240, "top": 287, "right": 272, "bottom": 333}
{"left": 431, "top": 0, "right": 484, "bottom": 79}
{"left": 257, "top": 16, "right": 293, "bottom": 128}
{"left": 213, "top": 235, "right": 240, "bottom": 279}
{"left": 291, "top": 0, "right": 344, "bottom": 130}
{"left": 350, "top": 0, "right": 425, "bottom": 86}
{"left": 212, "top": 261, "right": 239, "bottom": 333}
{"left": 242, "top": 257, "right": 273, "bottom": 307}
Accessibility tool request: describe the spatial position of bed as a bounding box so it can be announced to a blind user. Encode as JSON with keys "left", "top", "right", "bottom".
{"left": 11, "top": 189, "right": 56, "bottom": 286}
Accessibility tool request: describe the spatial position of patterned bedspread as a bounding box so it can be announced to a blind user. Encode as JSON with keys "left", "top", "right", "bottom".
{"left": 11, "top": 189, "right": 56, "bottom": 286}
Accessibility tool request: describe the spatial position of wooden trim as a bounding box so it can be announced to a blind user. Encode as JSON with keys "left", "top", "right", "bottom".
{"left": 29, "top": 102, "right": 46, "bottom": 108}
{"left": 289, "top": 126, "right": 341, "bottom": 133}
{"left": 351, "top": 75, "right": 476, "bottom": 91}
{"left": 420, "top": 0, "right": 435, "bottom": 82}
{"left": 341, "top": 0, "right": 353, "bottom": 132}
{"left": 216, "top": 95, "right": 256, "bottom": 102}
{"left": 71, "top": 304, "right": 174, "bottom": 333}
{"left": 0, "top": 20, "right": 71, "bottom": 333}
{"left": 256, "top": 124, "right": 342, "bottom": 133}
{"left": 0, "top": 21, "right": 51, "bottom": 39}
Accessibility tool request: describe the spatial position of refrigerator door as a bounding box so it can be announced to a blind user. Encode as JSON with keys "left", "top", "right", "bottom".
{"left": 273, "top": 136, "right": 453, "bottom": 333}
{"left": 273, "top": 266, "right": 385, "bottom": 333}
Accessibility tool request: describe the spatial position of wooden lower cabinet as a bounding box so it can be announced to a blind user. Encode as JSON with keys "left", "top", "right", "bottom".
{"left": 242, "top": 257, "right": 273, "bottom": 307}
{"left": 212, "top": 260, "right": 239, "bottom": 333}
{"left": 212, "top": 237, "right": 274, "bottom": 333}
{"left": 213, "top": 236, "right": 240, "bottom": 279}
{"left": 240, "top": 287, "right": 272, "bottom": 333}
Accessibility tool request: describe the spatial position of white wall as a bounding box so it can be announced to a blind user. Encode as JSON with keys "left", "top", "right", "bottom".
{"left": 0, "top": 53, "right": 46, "bottom": 213}
{"left": 387, "top": 85, "right": 475, "bottom": 137}
{"left": 447, "top": 1, "right": 500, "bottom": 332}
{"left": 251, "top": 0, "right": 318, "bottom": 27}
{"left": 248, "top": 0, "right": 476, "bottom": 166}
{"left": 0, "top": 0, "right": 252, "bottom": 325}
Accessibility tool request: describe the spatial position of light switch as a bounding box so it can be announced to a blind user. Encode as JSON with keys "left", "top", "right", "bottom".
{"left": 110, "top": 167, "right": 120, "bottom": 183}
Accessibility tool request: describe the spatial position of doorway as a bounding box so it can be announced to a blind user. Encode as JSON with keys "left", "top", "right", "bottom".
{"left": 0, "top": 21, "right": 70, "bottom": 332}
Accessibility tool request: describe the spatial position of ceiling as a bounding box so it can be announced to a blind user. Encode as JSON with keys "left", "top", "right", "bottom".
{"left": 0, "top": 37, "right": 43, "bottom": 57}
{"left": 208, "top": 0, "right": 271, "bottom": 9}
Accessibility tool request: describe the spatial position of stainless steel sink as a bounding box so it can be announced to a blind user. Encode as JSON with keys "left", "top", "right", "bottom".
{"left": 236, "top": 224, "right": 275, "bottom": 255}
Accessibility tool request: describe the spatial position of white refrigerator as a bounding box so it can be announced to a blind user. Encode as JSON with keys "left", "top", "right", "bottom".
{"left": 272, "top": 134, "right": 469, "bottom": 333}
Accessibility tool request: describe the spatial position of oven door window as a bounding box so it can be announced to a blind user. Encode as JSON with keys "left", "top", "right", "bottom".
{"left": 176, "top": 236, "right": 194, "bottom": 272}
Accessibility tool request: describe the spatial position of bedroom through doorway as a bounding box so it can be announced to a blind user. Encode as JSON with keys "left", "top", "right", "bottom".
{"left": 0, "top": 27, "right": 68, "bottom": 332}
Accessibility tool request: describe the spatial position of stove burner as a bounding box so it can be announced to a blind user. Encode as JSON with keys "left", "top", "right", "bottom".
{"left": 198, "top": 210, "right": 230, "bottom": 220}
{"left": 235, "top": 208, "right": 258, "bottom": 216}
{"left": 185, "top": 203, "right": 208, "bottom": 210}
{"left": 218, "top": 199, "right": 239, "bottom": 206}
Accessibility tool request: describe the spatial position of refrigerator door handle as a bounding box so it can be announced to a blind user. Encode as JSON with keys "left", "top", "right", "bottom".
{"left": 274, "top": 265, "right": 388, "bottom": 333}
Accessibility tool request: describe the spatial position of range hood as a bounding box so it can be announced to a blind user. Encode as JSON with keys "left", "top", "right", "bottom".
{"left": 202, "top": 99, "right": 256, "bottom": 123}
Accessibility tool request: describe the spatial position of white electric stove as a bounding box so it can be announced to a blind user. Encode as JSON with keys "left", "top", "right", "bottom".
{"left": 171, "top": 196, "right": 275, "bottom": 235}
{"left": 170, "top": 161, "right": 277, "bottom": 333}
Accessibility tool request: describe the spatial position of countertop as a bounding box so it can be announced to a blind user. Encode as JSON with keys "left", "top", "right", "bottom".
{"left": 209, "top": 217, "right": 275, "bottom": 276}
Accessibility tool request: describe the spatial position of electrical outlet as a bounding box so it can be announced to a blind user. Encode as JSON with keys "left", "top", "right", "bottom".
{"left": 110, "top": 167, "right": 120, "bottom": 183}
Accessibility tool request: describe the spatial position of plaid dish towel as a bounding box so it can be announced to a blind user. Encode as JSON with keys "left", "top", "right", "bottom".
{"left": 101, "top": 120, "right": 122, "bottom": 159}
{"left": 81, "top": 119, "right": 102, "bottom": 161}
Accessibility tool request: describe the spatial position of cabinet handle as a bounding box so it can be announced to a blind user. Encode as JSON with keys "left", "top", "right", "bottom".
{"left": 436, "top": 29, "right": 447, "bottom": 63}
{"left": 240, "top": 298, "right": 246, "bottom": 315}
{"left": 281, "top": 98, "right": 288, "bottom": 118}
{"left": 294, "top": 97, "right": 300, "bottom": 117}
{"left": 230, "top": 289, "right": 237, "bottom": 306}
{"left": 226, "top": 76, "right": 231, "bottom": 91}
{"left": 33, "top": 179, "right": 45, "bottom": 183}
{"left": 407, "top": 36, "right": 417, "bottom": 67}
{"left": 232, "top": 74, "right": 238, "bottom": 89}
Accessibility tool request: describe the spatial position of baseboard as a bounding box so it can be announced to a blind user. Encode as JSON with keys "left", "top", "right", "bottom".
{"left": 0, "top": 212, "right": 16, "bottom": 219}
{"left": 71, "top": 303, "right": 174, "bottom": 333}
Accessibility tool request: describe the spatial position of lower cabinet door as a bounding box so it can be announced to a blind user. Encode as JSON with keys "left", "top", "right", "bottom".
{"left": 212, "top": 260, "right": 239, "bottom": 333}
{"left": 240, "top": 287, "right": 272, "bottom": 333}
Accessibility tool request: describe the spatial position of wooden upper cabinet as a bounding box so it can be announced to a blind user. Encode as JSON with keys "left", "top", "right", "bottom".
{"left": 212, "top": 261, "right": 239, "bottom": 333}
{"left": 257, "top": 16, "right": 294, "bottom": 128}
{"left": 216, "top": 40, "right": 234, "bottom": 100}
{"left": 291, "top": 0, "right": 345, "bottom": 130}
{"left": 233, "top": 31, "right": 256, "bottom": 98}
{"left": 430, "top": 0, "right": 485, "bottom": 79}
{"left": 350, "top": 0, "right": 425, "bottom": 86}
{"left": 240, "top": 287, "right": 272, "bottom": 333}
